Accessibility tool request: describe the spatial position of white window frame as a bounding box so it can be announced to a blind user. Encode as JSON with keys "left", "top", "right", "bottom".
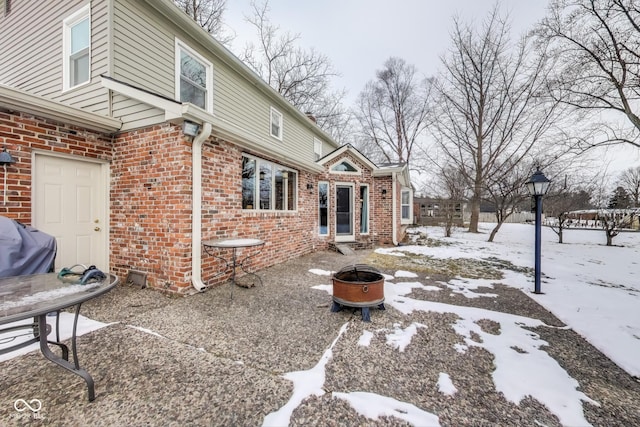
{"left": 318, "top": 181, "right": 329, "bottom": 236}
{"left": 175, "top": 38, "right": 213, "bottom": 113}
{"left": 313, "top": 138, "right": 323, "bottom": 160}
{"left": 401, "top": 189, "right": 413, "bottom": 224}
{"left": 242, "top": 154, "right": 297, "bottom": 212}
{"left": 360, "top": 184, "right": 370, "bottom": 234}
{"left": 270, "top": 107, "right": 283, "bottom": 141}
{"left": 62, "top": 4, "right": 91, "bottom": 92}
{"left": 329, "top": 159, "right": 361, "bottom": 175}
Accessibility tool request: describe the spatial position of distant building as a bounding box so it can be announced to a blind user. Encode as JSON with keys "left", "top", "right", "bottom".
{"left": 413, "top": 197, "right": 465, "bottom": 226}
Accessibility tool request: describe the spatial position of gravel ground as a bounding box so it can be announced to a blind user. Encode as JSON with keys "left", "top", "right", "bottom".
{"left": 0, "top": 249, "right": 638, "bottom": 426}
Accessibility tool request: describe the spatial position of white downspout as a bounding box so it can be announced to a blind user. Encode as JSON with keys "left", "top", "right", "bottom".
{"left": 191, "top": 122, "right": 212, "bottom": 292}
{"left": 392, "top": 171, "right": 398, "bottom": 245}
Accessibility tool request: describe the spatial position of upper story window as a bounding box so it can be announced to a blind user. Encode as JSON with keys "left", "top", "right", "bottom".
{"left": 63, "top": 5, "right": 91, "bottom": 91}
{"left": 313, "top": 138, "right": 322, "bottom": 160}
{"left": 270, "top": 107, "right": 283, "bottom": 140}
{"left": 175, "top": 39, "right": 212, "bottom": 112}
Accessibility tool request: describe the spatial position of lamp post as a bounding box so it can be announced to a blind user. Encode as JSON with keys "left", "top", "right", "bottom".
{"left": 526, "top": 169, "right": 551, "bottom": 294}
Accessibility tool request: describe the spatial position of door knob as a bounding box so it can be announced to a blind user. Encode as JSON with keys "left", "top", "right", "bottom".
{"left": 94, "top": 227, "right": 101, "bottom": 231}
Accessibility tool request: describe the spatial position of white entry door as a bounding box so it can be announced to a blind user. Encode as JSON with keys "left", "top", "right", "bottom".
{"left": 335, "top": 184, "right": 354, "bottom": 242}
{"left": 34, "top": 154, "right": 108, "bottom": 271}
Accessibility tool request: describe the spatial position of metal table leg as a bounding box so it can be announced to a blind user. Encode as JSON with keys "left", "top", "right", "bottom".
{"left": 37, "top": 304, "right": 95, "bottom": 401}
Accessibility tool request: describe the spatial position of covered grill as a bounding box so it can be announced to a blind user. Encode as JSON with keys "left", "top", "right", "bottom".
{"left": 331, "top": 264, "right": 385, "bottom": 322}
{"left": 0, "top": 216, "right": 56, "bottom": 277}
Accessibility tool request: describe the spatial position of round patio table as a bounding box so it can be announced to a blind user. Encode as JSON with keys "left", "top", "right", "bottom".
{"left": 202, "top": 238, "right": 265, "bottom": 298}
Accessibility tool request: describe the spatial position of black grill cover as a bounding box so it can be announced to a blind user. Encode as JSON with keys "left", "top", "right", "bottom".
{"left": 0, "top": 216, "right": 57, "bottom": 277}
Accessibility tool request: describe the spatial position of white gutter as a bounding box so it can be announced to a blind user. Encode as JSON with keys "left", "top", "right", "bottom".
{"left": 191, "top": 122, "right": 213, "bottom": 292}
{"left": 392, "top": 171, "right": 398, "bottom": 245}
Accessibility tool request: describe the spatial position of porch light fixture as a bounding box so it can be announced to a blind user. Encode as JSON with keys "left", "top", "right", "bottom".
{"left": 182, "top": 120, "right": 201, "bottom": 137}
{"left": 381, "top": 188, "right": 387, "bottom": 196}
{"left": 0, "top": 146, "right": 16, "bottom": 205}
{"left": 525, "top": 168, "right": 551, "bottom": 294}
{"left": 306, "top": 183, "right": 313, "bottom": 190}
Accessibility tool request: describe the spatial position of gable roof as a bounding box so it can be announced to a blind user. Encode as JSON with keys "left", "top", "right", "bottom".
{"left": 318, "top": 144, "right": 412, "bottom": 186}
{"left": 317, "top": 144, "right": 378, "bottom": 170}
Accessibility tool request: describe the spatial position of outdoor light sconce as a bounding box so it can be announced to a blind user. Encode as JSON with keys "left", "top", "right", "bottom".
{"left": 182, "top": 120, "right": 201, "bottom": 137}
{"left": 526, "top": 168, "right": 551, "bottom": 294}
{"left": 306, "top": 183, "right": 314, "bottom": 190}
{"left": 381, "top": 188, "right": 387, "bottom": 198}
{"left": 0, "top": 146, "right": 16, "bottom": 205}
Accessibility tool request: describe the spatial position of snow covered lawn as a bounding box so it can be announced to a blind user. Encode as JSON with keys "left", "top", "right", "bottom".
{"left": 379, "top": 223, "right": 640, "bottom": 379}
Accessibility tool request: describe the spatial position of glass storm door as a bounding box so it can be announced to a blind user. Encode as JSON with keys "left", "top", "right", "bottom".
{"left": 335, "top": 185, "right": 354, "bottom": 241}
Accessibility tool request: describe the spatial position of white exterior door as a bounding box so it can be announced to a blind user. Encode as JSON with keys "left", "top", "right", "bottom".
{"left": 34, "top": 153, "right": 108, "bottom": 271}
{"left": 335, "top": 184, "right": 354, "bottom": 242}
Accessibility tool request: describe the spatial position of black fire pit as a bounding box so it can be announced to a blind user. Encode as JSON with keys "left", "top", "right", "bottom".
{"left": 331, "top": 264, "right": 385, "bottom": 322}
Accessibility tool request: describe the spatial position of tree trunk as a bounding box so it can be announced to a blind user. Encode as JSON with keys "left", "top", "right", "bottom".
{"left": 488, "top": 221, "right": 503, "bottom": 242}
{"left": 606, "top": 231, "right": 613, "bottom": 246}
{"left": 558, "top": 227, "right": 563, "bottom": 244}
{"left": 468, "top": 155, "right": 483, "bottom": 233}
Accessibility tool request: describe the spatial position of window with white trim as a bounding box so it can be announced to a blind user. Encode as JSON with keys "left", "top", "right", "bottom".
{"left": 319, "top": 182, "right": 329, "bottom": 235}
{"left": 242, "top": 155, "right": 297, "bottom": 211}
{"left": 270, "top": 107, "right": 283, "bottom": 140}
{"left": 330, "top": 160, "right": 359, "bottom": 173}
{"left": 175, "top": 40, "right": 212, "bottom": 111}
{"left": 63, "top": 5, "right": 91, "bottom": 91}
{"left": 360, "top": 185, "right": 369, "bottom": 234}
{"left": 313, "top": 138, "right": 322, "bottom": 160}
{"left": 401, "top": 189, "right": 412, "bottom": 222}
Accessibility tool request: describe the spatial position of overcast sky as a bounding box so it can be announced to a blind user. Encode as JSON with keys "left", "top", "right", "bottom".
{"left": 223, "top": 0, "right": 639, "bottom": 173}
{"left": 224, "top": 1, "right": 548, "bottom": 100}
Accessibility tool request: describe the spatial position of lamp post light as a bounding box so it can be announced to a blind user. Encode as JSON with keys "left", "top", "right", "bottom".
{"left": 526, "top": 169, "right": 551, "bottom": 294}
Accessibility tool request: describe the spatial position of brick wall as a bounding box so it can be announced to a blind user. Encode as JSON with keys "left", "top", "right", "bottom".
{"left": 199, "top": 137, "right": 325, "bottom": 290}
{"left": 110, "top": 123, "right": 194, "bottom": 292}
{"left": 110, "top": 125, "right": 329, "bottom": 293}
{"left": 317, "top": 152, "right": 396, "bottom": 246}
{"left": 372, "top": 176, "right": 394, "bottom": 245}
{"left": 0, "top": 108, "right": 112, "bottom": 223}
{"left": 0, "top": 109, "right": 403, "bottom": 294}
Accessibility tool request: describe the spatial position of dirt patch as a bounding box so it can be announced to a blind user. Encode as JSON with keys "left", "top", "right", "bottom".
{"left": 477, "top": 319, "right": 501, "bottom": 335}
{"left": 365, "top": 252, "right": 505, "bottom": 280}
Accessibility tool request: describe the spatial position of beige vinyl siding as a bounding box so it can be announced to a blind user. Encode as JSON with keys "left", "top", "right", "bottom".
{"left": 112, "top": 0, "right": 323, "bottom": 163}
{"left": 111, "top": 0, "right": 174, "bottom": 128}
{"left": 0, "top": 0, "right": 110, "bottom": 116}
{"left": 112, "top": 94, "right": 165, "bottom": 130}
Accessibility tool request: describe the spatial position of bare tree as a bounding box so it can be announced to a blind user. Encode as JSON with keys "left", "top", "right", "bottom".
{"left": 591, "top": 175, "right": 630, "bottom": 245}
{"left": 240, "top": 0, "right": 350, "bottom": 141}
{"left": 436, "top": 165, "right": 469, "bottom": 237}
{"left": 535, "top": 0, "right": 640, "bottom": 148}
{"left": 430, "top": 7, "right": 567, "bottom": 234}
{"left": 618, "top": 166, "right": 640, "bottom": 206}
{"left": 485, "top": 161, "right": 532, "bottom": 242}
{"left": 545, "top": 176, "right": 595, "bottom": 243}
{"left": 173, "top": 0, "right": 233, "bottom": 45}
{"left": 355, "top": 57, "right": 433, "bottom": 165}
